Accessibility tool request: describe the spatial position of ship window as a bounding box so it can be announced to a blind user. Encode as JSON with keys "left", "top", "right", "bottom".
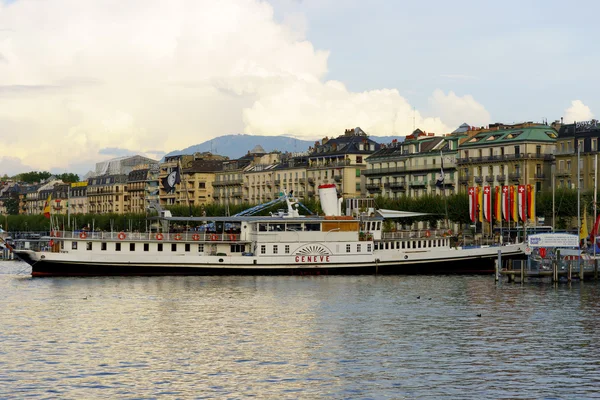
{"left": 384, "top": 242, "right": 388, "bottom": 250}
{"left": 286, "top": 223, "right": 302, "bottom": 231}
{"left": 116, "top": 243, "right": 121, "bottom": 251}
{"left": 367, "top": 244, "right": 372, "bottom": 252}
{"left": 198, "top": 244, "right": 204, "bottom": 252}
{"left": 185, "top": 243, "right": 191, "bottom": 252}
{"left": 144, "top": 243, "right": 149, "bottom": 252}
{"left": 101, "top": 242, "right": 107, "bottom": 251}
{"left": 259, "top": 224, "right": 267, "bottom": 232}
{"left": 346, "top": 244, "right": 351, "bottom": 253}
{"left": 285, "top": 245, "right": 290, "bottom": 254}
{"left": 357, "top": 244, "right": 361, "bottom": 252}
{"left": 171, "top": 243, "right": 177, "bottom": 252}
{"left": 402, "top": 242, "right": 405, "bottom": 249}
{"left": 412, "top": 242, "right": 416, "bottom": 249}
{"left": 305, "top": 223, "right": 321, "bottom": 231}
{"left": 130, "top": 243, "right": 135, "bottom": 251}
{"left": 158, "top": 243, "right": 163, "bottom": 252}
{"left": 230, "top": 244, "right": 244, "bottom": 252}
{"left": 433, "top": 240, "right": 436, "bottom": 248}
{"left": 72, "top": 242, "right": 78, "bottom": 250}
{"left": 86, "top": 242, "right": 92, "bottom": 250}
{"left": 261, "top": 245, "right": 266, "bottom": 254}
{"left": 273, "top": 245, "right": 278, "bottom": 254}
{"left": 418, "top": 241, "right": 421, "bottom": 249}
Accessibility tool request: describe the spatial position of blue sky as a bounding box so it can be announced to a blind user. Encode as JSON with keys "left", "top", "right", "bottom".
{"left": 0, "top": 0, "right": 597, "bottom": 176}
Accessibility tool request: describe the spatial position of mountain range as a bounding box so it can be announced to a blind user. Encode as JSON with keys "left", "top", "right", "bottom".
{"left": 164, "top": 134, "right": 406, "bottom": 159}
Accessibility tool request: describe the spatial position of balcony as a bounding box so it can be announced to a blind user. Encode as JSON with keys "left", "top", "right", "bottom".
{"left": 299, "top": 178, "right": 306, "bottom": 184}
{"left": 334, "top": 175, "right": 342, "bottom": 182}
{"left": 485, "top": 176, "right": 495, "bottom": 183}
{"left": 496, "top": 175, "right": 506, "bottom": 182}
{"left": 474, "top": 176, "right": 483, "bottom": 184}
{"left": 383, "top": 182, "right": 391, "bottom": 189}
{"left": 366, "top": 183, "right": 382, "bottom": 192}
{"left": 308, "top": 159, "right": 351, "bottom": 169}
{"left": 458, "top": 175, "right": 470, "bottom": 184}
{"left": 274, "top": 179, "right": 281, "bottom": 186}
{"left": 509, "top": 172, "right": 522, "bottom": 181}
{"left": 363, "top": 166, "right": 406, "bottom": 176}
{"left": 556, "top": 169, "right": 571, "bottom": 177}
{"left": 411, "top": 180, "right": 427, "bottom": 187}
{"left": 307, "top": 190, "right": 315, "bottom": 197}
{"left": 534, "top": 172, "right": 546, "bottom": 180}
{"left": 308, "top": 177, "right": 315, "bottom": 186}
{"left": 389, "top": 182, "right": 406, "bottom": 190}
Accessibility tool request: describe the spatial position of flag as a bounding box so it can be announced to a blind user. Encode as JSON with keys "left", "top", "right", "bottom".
{"left": 502, "top": 186, "right": 509, "bottom": 221}
{"left": 511, "top": 186, "right": 518, "bottom": 222}
{"left": 527, "top": 184, "right": 535, "bottom": 223}
{"left": 483, "top": 186, "right": 492, "bottom": 222}
{"left": 162, "top": 167, "right": 181, "bottom": 191}
{"left": 468, "top": 187, "right": 476, "bottom": 223}
{"left": 43, "top": 194, "right": 52, "bottom": 218}
{"left": 495, "top": 186, "right": 502, "bottom": 222}
{"left": 435, "top": 153, "right": 445, "bottom": 188}
{"left": 518, "top": 185, "right": 527, "bottom": 221}
{"left": 589, "top": 213, "right": 600, "bottom": 243}
{"left": 478, "top": 186, "right": 483, "bottom": 222}
{"left": 580, "top": 205, "right": 588, "bottom": 241}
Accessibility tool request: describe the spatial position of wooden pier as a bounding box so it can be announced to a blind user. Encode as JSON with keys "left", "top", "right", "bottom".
{"left": 496, "top": 257, "right": 599, "bottom": 283}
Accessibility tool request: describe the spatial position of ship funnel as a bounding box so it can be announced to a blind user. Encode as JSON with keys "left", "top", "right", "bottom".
{"left": 318, "top": 184, "right": 342, "bottom": 216}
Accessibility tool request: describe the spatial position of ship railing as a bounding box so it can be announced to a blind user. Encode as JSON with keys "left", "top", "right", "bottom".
{"left": 382, "top": 229, "right": 455, "bottom": 240}
{"left": 55, "top": 231, "right": 241, "bottom": 242}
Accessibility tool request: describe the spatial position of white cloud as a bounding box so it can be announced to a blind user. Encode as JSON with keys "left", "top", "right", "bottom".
{"left": 563, "top": 100, "right": 594, "bottom": 124}
{"left": 0, "top": 0, "right": 491, "bottom": 175}
{"left": 427, "top": 90, "right": 491, "bottom": 129}
{"left": 0, "top": 156, "right": 34, "bottom": 177}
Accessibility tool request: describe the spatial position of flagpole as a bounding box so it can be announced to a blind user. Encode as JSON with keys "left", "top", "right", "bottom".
{"left": 594, "top": 153, "right": 597, "bottom": 259}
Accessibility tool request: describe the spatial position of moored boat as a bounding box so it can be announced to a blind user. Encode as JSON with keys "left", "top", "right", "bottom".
{"left": 12, "top": 185, "right": 525, "bottom": 276}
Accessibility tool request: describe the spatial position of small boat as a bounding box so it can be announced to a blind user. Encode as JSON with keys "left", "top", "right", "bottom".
{"left": 12, "top": 185, "right": 525, "bottom": 277}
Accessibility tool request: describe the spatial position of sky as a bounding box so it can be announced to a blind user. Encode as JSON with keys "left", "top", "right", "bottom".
{"left": 0, "top": 0, "right": 598, "bottom": 177}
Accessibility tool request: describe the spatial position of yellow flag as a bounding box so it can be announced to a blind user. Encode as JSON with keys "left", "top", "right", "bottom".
{"left": 580, "top": 205, "right": 588, "bottom": 241}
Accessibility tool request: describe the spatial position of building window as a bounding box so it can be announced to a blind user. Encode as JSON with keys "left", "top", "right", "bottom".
{"left": 593, "top": 139, "right": 598, "bottom": 152}
{"left": 261, "top": 245, "right": 266, "bottom": 254}
{"left": 356, "top": 156, "right": 363, "bottom": 163}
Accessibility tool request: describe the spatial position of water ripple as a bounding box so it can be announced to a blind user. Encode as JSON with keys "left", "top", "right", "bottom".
{"left": 1, "top": 261, "right": 600, "bottom": 398}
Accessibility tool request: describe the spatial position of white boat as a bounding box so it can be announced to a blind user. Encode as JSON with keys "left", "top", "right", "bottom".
{"left": 12, "top": 185, "right": 525, "bottom": 277}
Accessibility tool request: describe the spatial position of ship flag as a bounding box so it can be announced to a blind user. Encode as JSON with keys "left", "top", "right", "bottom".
{"left": 43, "top": 194, "right": 52, "bottom": 219}
{"left": 162, "top": 166, "right": 181, "bottom": 192}
{"left": 435, "top": 152, "right": 445, "bottom": 188}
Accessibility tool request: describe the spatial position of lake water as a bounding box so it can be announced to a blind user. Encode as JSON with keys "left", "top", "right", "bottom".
{"left": 1, "top": 260, "right": 600, "bottom": 399}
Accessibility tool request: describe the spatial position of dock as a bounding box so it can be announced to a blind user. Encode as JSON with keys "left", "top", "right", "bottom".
{"left": 496, "top": 257, "right": 599, "bottom": 283}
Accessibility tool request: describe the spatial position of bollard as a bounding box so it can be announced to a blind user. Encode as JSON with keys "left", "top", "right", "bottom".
{"left": 568, "top": 262, "right": 572, "bottom": 282}
{"left": 520, "top": 261, "right": 525, "bottom": 283}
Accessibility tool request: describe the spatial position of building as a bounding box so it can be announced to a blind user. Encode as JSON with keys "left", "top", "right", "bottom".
{"left": 93, "top": 155, "right": 159, "bottom": 177}
{"left": 87, "top": 174, "right": 129, "bottom": 214}
{"left": 365, "top": 127, "right": 464, "bottom": 198}
{"left": 69, "top": 182, "right": 88, "bottom": 215}
{"left": 555, "top": 119, "right": 600, "bottom": 190}
{"left": 307, "top": 127, "right": 380, "bottom": 199}
{"left": 213, "top": 147, "right": 265, "bottom": 206}
{"left": 159, "top": 155, "right": 194, "bottom": 207}
{"left": 457, "top": 123, "right": 557, "bottom": 193}
{"left": 180, "top": 159, "right": 224, "bottom": 206}
{"left": 128, "top": 168, "right": 149, "bottom": 214}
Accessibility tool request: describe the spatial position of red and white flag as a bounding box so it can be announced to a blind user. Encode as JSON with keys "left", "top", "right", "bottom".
{"left": 468, "top": 187, "right": 476, "bottom": 223}
{"left": 518, "top": 185, "right": 527, "bottom": 221}
{"left": 502, "top": 186, "right": 509, "bottom": 221}
{"left": 483, "top": 186, "right": 492, "bottom": 222}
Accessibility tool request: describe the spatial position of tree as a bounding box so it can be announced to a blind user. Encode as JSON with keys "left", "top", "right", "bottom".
{"left": 55, "top": 173, "right": 80, "bottom": 183}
